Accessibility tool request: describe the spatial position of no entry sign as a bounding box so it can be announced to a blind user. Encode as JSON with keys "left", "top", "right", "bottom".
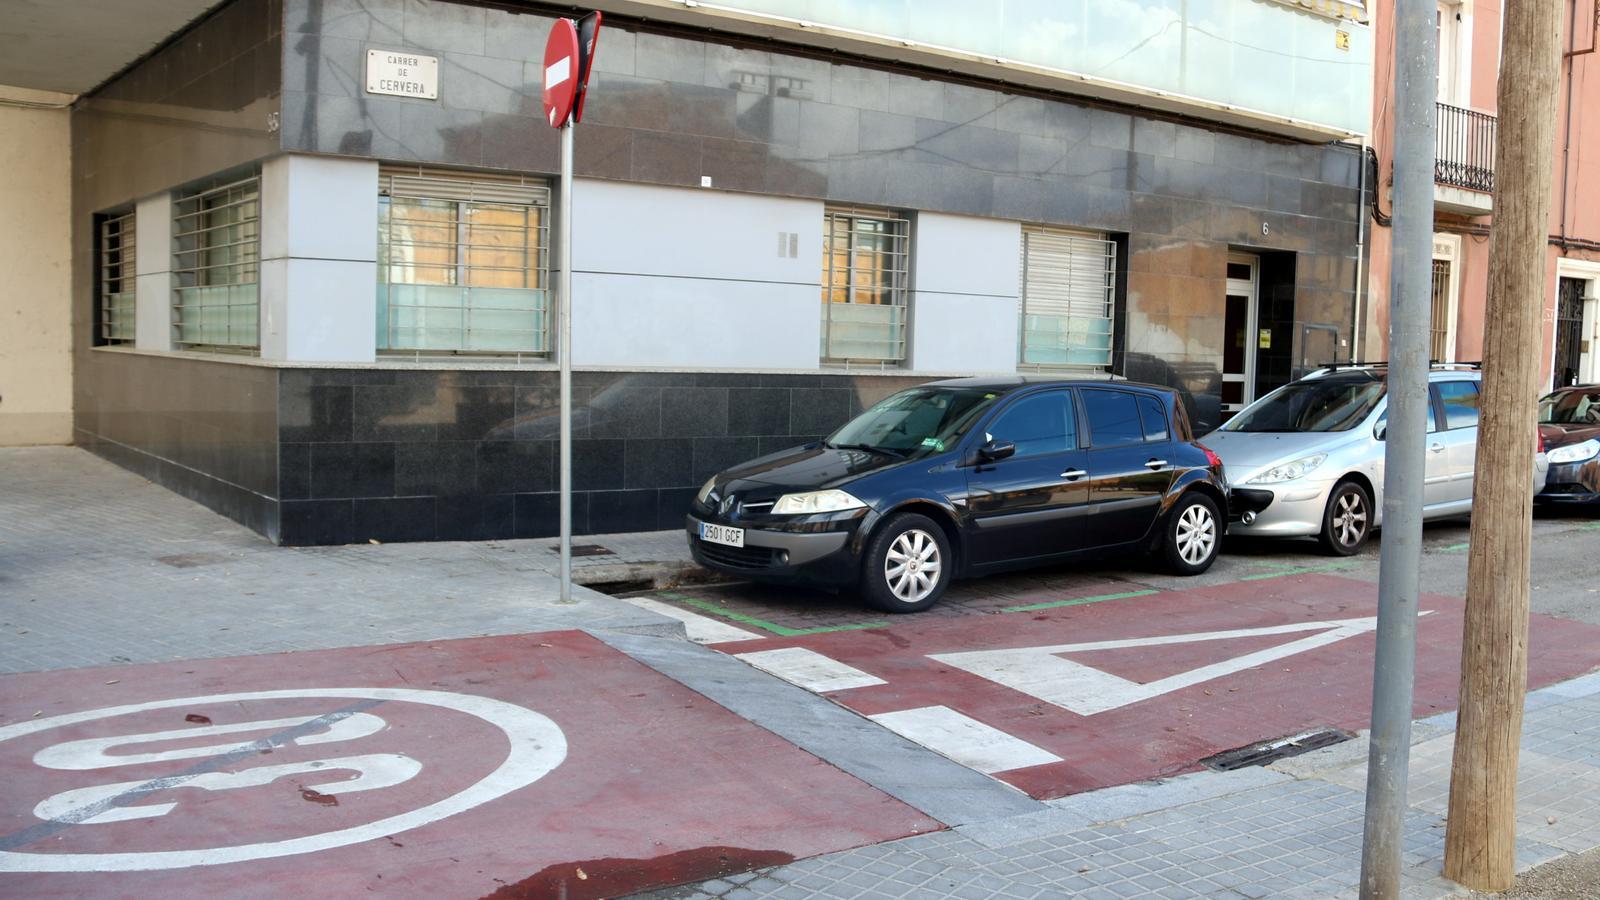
{"left": 542, "top": 18, "right": 579, "bottom": 128}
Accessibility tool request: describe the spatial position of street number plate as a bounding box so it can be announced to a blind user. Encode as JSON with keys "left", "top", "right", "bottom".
{"left": 698, "top": 521, "right": 745, "bottom": 548}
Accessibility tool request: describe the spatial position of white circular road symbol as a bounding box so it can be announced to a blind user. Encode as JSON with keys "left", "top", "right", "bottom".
{"left": 0, "top": 688, "right": 567, "bottom": 872}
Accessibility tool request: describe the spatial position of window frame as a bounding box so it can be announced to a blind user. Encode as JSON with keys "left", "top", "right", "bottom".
{"left": 96, "top": 208, "right": 138, "bottom": 346}
{"left": 171, "top": 173, "right": 261, "bottom": 353}
{"left": 1018, "top": 225, "right": 1119, "bottom": 371}
{"left": 820, "top": 205, "right": 912, "bottom": 367}
{"left": 377, "top": 166, "right": 552, "bottom": 359}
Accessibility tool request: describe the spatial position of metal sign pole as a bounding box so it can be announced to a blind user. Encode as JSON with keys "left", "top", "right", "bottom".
{"left": 558, "top": 120, "right": 575, "bottom": 604}
{"left": 1359, "top": 1, "right": 1436, "bottom": 894}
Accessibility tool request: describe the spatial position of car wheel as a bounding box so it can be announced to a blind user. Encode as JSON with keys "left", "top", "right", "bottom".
{"left": 1318, "top": 481, "right": 1372, "bottom": 556}
{"left": 860, "top": 513, "right": 951, "bottom": 613}
{"left": 1162, "top": 492, "right": 1221, "bottom": 575}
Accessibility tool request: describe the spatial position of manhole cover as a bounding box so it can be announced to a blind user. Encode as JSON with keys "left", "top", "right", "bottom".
{"left": 1200, "top": 727, "right": 1355, "bottom": 771}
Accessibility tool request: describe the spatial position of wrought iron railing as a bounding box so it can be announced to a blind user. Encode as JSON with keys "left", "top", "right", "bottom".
{"left": 1435, "top": 102, "right": 1495, "bottom": 193}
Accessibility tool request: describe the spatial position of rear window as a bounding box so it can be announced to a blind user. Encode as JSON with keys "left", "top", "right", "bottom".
{"left": 1437, "top": 381, "right": 1481, "bottom": 430}
{"left": 1137, "top": 395, "right": 1169, "bottom": 442}
{"left": 1083, "top": 390, "right": 1145, "bottom": 448}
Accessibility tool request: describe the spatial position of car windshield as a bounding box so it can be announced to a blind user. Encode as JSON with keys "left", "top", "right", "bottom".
{"left": 1220, "top": 379, "right": 1386, "bottom": 433}
{"left": 828, "top": 387, "right": 999, "bottom": 456}
{"left": 1538, "top": 390, "right": 1600, "bottom": 425}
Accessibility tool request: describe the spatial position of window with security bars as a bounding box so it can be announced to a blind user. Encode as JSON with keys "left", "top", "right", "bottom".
{"left": 1019, "top": 226, "right": 1117, "bottom": 369}
{"left": 98, "top": 210, "right": 137, "bottom": 344}
{"left": 821, "top": 207, "right": 910, "bottom": 365}
{"left": 1429, "top": 258, "right": 1453, "bottom": 362}
{"left": 377, "top": 167, "right": 550, "bottom": 357}
{"left": 173, "top": 176, "right": 260, "bottom": 350}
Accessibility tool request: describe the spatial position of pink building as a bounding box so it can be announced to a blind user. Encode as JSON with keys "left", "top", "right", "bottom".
{"left": 1365, "top": 0, "right": 1600, "bottom": 389}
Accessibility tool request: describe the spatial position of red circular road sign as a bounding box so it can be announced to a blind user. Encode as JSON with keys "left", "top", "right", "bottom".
{"left": 542, "top": 18, "right": 579, "bottom": 129}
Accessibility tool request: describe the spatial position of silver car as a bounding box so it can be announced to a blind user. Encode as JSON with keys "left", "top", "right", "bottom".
{"left": 1204, "top": 364, "right": 1487, "bottom": 555}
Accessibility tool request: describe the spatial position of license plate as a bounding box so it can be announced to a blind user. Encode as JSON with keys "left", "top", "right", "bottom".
{"left": 698, "top": 521, "right": 745, "bottom": 548}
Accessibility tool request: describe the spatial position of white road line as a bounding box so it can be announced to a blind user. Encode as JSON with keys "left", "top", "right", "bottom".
{"left": 930, "top": 613, "right": 1433, "bottom": 716}
{"left": 868, "top": 706, "right": 1062, "bottom": 774}
{"left": 614, "top": 595, "right": 762, "bottom": 644}
{"left": 735, "top": 647, "right": 886, "bottom": 692}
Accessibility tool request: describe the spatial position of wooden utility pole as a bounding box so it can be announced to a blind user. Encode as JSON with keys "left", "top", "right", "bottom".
{"left": 1442, "top": 0, "right": 1564, "bottom": 890}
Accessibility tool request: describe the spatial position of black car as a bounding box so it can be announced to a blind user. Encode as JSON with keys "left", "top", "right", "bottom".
{"left": 1536, "top": 385, "right": 1600, "bottom": 506}
{"left": 686, "top": 377, "right": 1229, "bottom": 612}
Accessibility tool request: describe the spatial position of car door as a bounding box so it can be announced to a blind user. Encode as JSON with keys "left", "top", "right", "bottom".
{"left": 1433, "top": 380, "right": 1481, "bottom": 511}
{"left": 1080, "top": 388, "right": 1176, "bottom": 546}
{"left": 1377, "top": 398, "right": 1445, "bottom": 504}
{"left": 963, "top": 389, "right": 1090, "bottom": 565}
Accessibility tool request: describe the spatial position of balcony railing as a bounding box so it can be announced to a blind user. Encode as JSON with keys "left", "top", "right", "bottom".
{"left": 1435, "top": 102, "right": 1496, "bottom": 193}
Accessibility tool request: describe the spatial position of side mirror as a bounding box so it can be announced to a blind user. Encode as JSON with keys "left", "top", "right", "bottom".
{"left": 1374, "top": 424, "right": 1386, "bottom": 441}
{"left": 978, "top": 440, "right": 1016, "bottom": 462}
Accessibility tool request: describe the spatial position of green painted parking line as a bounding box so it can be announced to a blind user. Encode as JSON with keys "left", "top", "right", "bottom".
{"left": 657, "top": 592, "right": 888, "bottom": 637}
{"left": 1440, "top": 542, "right": 1471, "bottom": 552}
{"left": 1240, "top": 561, "right": 1358, "bottom": 581}
{"left": 1001, "top": 588, "right": 1159, "bottom": 613}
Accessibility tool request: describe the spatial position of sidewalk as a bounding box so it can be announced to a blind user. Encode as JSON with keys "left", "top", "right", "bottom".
{"left": 648, "top": 670, "right": 1600, "bottom": 899}
{"left": 0, "top": 446, "right": 696, "bottom": 674}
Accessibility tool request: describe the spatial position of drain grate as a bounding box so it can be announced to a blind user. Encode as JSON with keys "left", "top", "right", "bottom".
{"left": 549, "top": 544, "right": 614, "bottom": 557}
{"left": 1200, "top": 727, "right": 1355, "bottom": 771}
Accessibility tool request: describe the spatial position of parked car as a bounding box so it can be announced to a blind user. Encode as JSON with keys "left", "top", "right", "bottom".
{"left": 686, "top": 377, "right": 1229, "bottom": 612}
{"left": 1204, "top": 364, "right": 1492, "bottom": 555}
{"left": 1536, "top": 385, "right": 1600, "bottom": 506}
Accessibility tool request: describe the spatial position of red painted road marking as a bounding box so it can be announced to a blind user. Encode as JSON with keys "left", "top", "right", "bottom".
{"left": 706, "top": 574, "right": 1600, "bottom": 800}
{"left": 0, "top": 632, "right": 937, "bottom": 897}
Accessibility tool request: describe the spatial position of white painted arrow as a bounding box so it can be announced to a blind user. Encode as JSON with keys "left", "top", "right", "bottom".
{"left": 931, "top": 613, "right": 1433, "bottom": 716}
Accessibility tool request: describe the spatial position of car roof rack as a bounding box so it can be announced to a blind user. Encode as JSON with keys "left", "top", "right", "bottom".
{"left": 1307, "top": 359, "right": 1482, "bottom": 378}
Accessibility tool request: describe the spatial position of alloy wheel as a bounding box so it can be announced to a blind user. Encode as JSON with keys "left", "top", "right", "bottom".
{"left": 1333, "top": 491, "right": 1367, "bottom": 547}
{"left": 885, "top": 528, "right": 942, "bottom": 603}
{"left": 1175, "top": 503, "right": 1216, "bottom": 566}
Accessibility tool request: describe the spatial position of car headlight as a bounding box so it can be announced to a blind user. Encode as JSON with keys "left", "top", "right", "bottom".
{"left": 1246, "top": 453, "right": 1328, "bottom": 485}
{"left": 1548, "top": 439, "right": 1600, "bottom": 465}
{"left": 696, "top": 477, "right": 717, "bottom": 504}
{"left": 772, "top": 489, "right": 866, "bottom": 515}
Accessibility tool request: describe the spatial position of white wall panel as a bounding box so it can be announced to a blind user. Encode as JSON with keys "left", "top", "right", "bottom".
{"left": 573, "top": 272, "right": 819, "bottom": 370}
{"left": 914, "top": 212, "right": 1020, "bottom": 300}
{"left": 908, "top": 292, "right": 1018, "bottom": 374}
{"left": 570, "top": 180, "right": 823, "bottom": 368}
{"left": 259, "top": 155, "right": 378, "bottom": 362}
{"left": 134, "top": 192, "right": 173, "bottom": 351}
{"left": 572, "top": 179, "right": 821, "bottom": 284}
{"left": 908, "top": 212, "right": 1020, "bottom": 373}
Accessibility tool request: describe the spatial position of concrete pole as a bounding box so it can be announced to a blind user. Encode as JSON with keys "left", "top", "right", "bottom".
{"left": 557, "top": 121, "right": 575, "bottom": 604}
{"left": 1359, "top": 1, "right": 1435, "bottom": 896}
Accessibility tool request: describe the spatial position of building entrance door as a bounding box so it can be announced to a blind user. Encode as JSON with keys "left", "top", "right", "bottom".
{"left": 1554, "top": 277, "right": 1585, "bottom": 389}
{"left": 1221, "top": 254, "right": 1259, "bottom": 421}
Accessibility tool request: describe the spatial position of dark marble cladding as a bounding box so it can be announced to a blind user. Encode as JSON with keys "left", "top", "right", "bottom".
{"left": 274, "top": 368, "right": 928, "bottom": 546}
{"left": 275, "top": 0, "right": 1362, "bottom": 227}
{"left": 74, "top": 0, "right": 281, "bottom": 214}
{"left": 74, "top": 351, "right": 280, "bottom": 541}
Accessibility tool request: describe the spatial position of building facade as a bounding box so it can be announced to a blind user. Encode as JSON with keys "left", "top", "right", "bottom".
{"left": 1363, "top": 0, "right": 1600, "bottom": 388}
{"left": 39, "top": 0, "right": 1375, "bottom": 544}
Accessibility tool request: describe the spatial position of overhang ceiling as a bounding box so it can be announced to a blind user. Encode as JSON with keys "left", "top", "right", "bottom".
{"left": 0, "top": 0, "right": 224, "bottom": 95}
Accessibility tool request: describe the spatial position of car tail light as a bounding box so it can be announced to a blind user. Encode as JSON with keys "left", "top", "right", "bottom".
{"left": 1537, "top": 432, "right": 1545, "bottom": 453}
{"left": 1199, "top": 444, "right": 1223, "bottom": 468}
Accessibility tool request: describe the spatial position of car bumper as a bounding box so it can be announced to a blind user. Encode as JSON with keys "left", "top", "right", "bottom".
{"left": 685, "top": 512, "right": 864, "bottom": 586}
{"left": 1223, "top": 480, "right": 1334, "bottom": 537}
{"left": 1536, "top": 459, "right": 1600, "bottom": 504}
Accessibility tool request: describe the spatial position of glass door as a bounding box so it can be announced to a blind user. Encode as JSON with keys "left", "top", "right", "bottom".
{"left": 1221, "top": 254, "right": 1259, "bottom": 421}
